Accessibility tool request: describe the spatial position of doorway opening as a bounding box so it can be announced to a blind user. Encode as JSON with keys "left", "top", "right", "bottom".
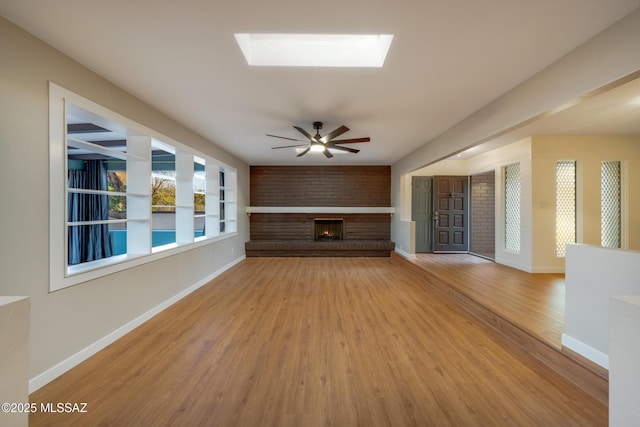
{"left": 412, "top": 174, "right": 494, "bottom": 258}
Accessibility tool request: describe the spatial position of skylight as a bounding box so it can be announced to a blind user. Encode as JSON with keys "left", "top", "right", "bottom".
{"left": 234, "top": 33, "right": 393, "bottom": 67}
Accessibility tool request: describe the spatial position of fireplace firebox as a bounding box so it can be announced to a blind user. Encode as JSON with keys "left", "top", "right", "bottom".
{"left": 315, "top": 218, "right": 343, "bottom": 241}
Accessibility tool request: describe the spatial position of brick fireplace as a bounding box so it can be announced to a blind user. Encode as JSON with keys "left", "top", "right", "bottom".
{"left": 245, "top": 166, "right": 395, "bottom": 257}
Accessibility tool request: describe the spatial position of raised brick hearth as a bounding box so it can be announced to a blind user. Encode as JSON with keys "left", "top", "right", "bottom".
{"left": 245, "top": 240, "right": 395, "bottom": 257}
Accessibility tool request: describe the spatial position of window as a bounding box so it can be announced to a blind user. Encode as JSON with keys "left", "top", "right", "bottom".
{"left": 106, "top": 168, "right": 127, "bottom": 256}
{"left": 151, "top": 143, "right": 177, "bottom": 248}
{"left": 193, "top": 159, "right": 206, "bottom": 239}
{"left": 49, "top": 83, "right": 237, "bottom": 291}
{"left": 601, "top": 161, "right": 622, "bottom": 248}
{"left": 65, "top": 104, "right": 136, "bottom": 267}
{"left": 216, "top": 168, "right": 237, "bottom": 235}
{"left": 220, "top": 170, "right": 226, "bottom": 233}
{"left": 555, "top": 161, "right": 576, "bottom": 257}
{"left": 504, "top": 163, "right": 521, "bottom": 253}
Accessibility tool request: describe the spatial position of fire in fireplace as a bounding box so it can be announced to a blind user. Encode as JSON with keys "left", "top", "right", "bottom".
{"left": 315, "top": 218, "right": 343, "bottom": 241}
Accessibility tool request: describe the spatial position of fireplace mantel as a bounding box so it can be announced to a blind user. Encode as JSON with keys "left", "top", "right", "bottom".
{"left": 246, "top": 206, "right": 395, "bottom": 214}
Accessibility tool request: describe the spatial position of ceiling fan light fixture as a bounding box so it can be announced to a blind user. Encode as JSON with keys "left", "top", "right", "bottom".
{"left": 271, "top": 121, "right": 369, "bottom": 158}
{"left": 234, "top": 33, "right": 393, "bottom": 67}
{"left": 310, "top": 142, "right": 326, "bottom": 152}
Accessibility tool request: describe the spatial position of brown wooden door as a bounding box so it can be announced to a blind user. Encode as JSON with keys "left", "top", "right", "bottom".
{"left": 433, "top": 176, "right": 469, "bottom": 253}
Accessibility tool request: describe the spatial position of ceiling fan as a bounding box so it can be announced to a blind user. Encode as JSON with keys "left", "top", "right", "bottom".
{"left": 267, "top": 121, "right": 370, "bottom": 158}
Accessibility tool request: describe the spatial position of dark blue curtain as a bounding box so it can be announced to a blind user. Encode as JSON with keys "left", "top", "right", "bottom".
{"left": 68, "top": 160, "right": 113, "bottom": 265}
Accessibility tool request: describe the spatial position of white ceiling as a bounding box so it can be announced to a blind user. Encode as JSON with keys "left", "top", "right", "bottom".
{"left": 2, "top": 0, "right": 640, "bottom": 165}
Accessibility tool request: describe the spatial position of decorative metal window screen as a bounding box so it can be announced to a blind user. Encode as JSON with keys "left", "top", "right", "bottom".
{"left": 556, "top": 161, "right": 576, "bottom": 257}
{"left": 601, "top": 161, "right": 621, "bottom": 248}
{"left": 504, "top": 163, "right": 521, "bottom": 253}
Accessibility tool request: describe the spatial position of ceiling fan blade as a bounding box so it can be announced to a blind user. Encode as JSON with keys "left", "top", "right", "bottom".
{"left": 293, "top": 126, "right": 318, "bottom": 142}
{"left": 332, "top": 137, "right": 370, "bottom": 144}
{"left": 296, "top": 147, "right": 310, "bottom": 157}
{"left": 330, "top": 145, "right": 360, "bottom": 154}
{"left": 266, "top": 134, "right": 303, "bottom": 142}
{"left": 323, "top": 149, "right": 334, "bottom": 158}
{"left": 320, "top": 125, "right": 349, "bottom": 143}
{"left": 271, "top": 144, "right": 309, "bottom": 149}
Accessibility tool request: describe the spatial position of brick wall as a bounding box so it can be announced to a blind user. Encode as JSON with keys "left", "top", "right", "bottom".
{"left": 249, "top": 166, "right": 391, "bottom": 240}
{"left": 249, "top": 213, "right": 391, "bottom": 240}
{"left": 250, "top": 166, "right": 390, "bottom": 207}
{"left": 471, "top": 172, "right": 495, "bottom": 256}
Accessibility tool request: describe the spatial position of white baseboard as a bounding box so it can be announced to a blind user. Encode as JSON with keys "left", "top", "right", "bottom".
{"left": 29, "top": 255, "right": 245, "bottom": 393}
{"left": 494, "top": 258, "right": 532, "bottom": 273}
{"left": 530, "top": 266, "right": 565, "bottom": 273}
{"left": 394, "top": 247, "right": 416, "bottom": 259}
{"left": 561, "top": 333, "right": 609, "bottom": 369}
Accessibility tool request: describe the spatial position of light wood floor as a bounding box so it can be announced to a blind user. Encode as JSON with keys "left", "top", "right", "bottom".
{"left": 409, "top": 253, "right": 565, "bottom": 348}
{"left": 30, "top": 257, "right": 605, "bottom": 426}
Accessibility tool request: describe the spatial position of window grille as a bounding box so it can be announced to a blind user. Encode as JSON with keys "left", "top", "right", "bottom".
{"left": 504, "top": 163, "right": 520, "bottom": 253}
{"left": 601, "top": 161, "right": 621, "bottom": 248}
{"left": 555, "top": 161, "right": 576, "bottom": 257}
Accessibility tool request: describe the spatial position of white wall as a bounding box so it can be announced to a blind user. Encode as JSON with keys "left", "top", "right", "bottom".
{"left": 0, "top": 17, "right": 249, "bottom": 390}
{"left": 610, "top": 295, "right": 640, "bottom": 427}
{"left": 0, "top": 297, "right": 29, "bottom": 427}
{"left": 395, "top": 134, "right": 640, "bottom": 273}
{"left": 457, "top": 139, "right": 534, "bottom": 272}
{"left": 531, "top": 136, "right": 640, "bottom": 272}
{"left": 490, "top": 141, "right": 533, "bottom": 272}
{"left": 563, "top": 244, "right": 640, "bottom": 368}
{"left": 396, "top": 138, "right": 534, "bottom": 272}
{"left": 391, "top": 170, "right": 414, "bottom": 256}
{"left": 391, "top": 8, "right": 640, "bottom": 255}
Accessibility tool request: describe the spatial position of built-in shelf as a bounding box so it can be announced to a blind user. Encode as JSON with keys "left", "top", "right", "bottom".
{"left": 68, "top": 219, "right": 128, "bottom": 226}
{"left": 246, "top": 206, "right": 395, "bottom": 214}
{"left": 67, "top": 188, "right": 128, "bottom": 197}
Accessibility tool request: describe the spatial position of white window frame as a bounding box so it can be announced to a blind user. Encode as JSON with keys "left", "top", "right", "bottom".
{"left": 150, "top": 141, "right": 178, "bottom": 249}
{"left": 49, "top": 82, "right": 237, "bottom": 292}
{"left": 193, "top": 156, "right": 207, "bottom": 241}
{"left": 218, "top": 168, "right": 238, "bottom": 234}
